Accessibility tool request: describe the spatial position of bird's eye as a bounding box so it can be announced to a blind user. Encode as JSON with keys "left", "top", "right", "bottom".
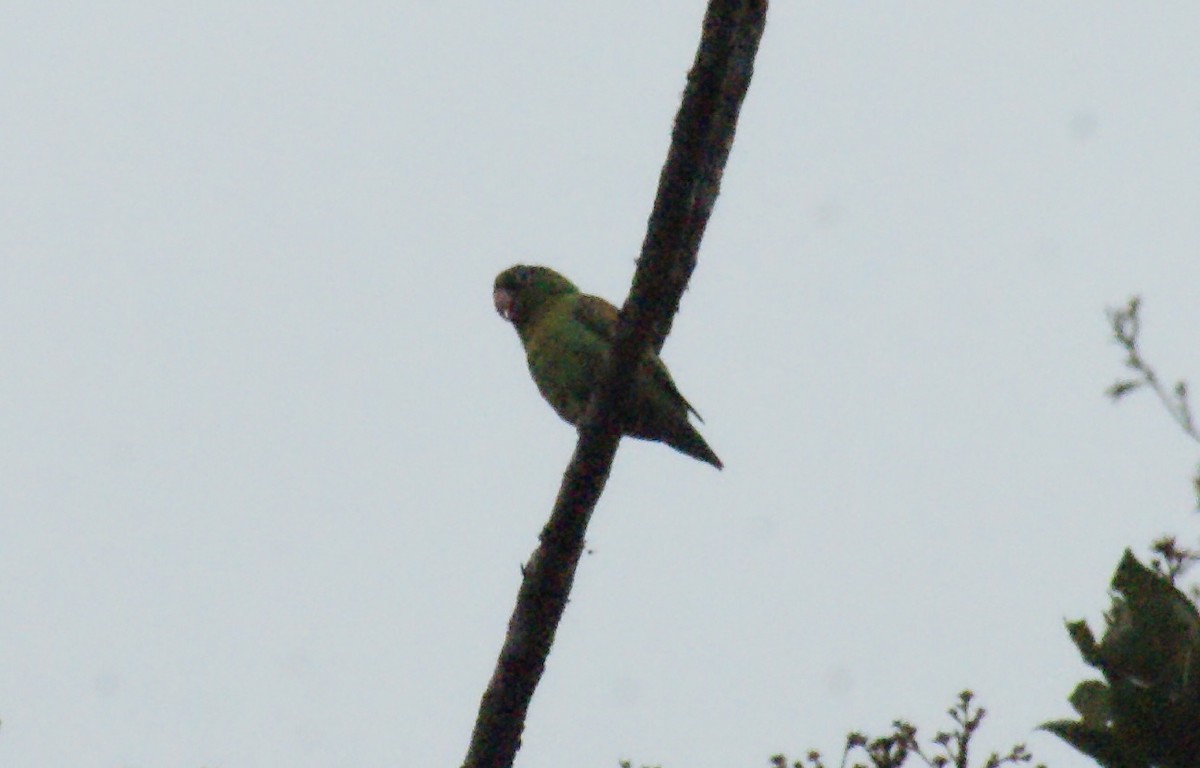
{"left": 514, "top": 266, "right": 530, "bottom": 283}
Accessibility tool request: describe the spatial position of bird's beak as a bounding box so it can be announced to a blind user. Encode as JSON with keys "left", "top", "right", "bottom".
{"left": 493, "top": 288, "right": 515, "bottom": 322}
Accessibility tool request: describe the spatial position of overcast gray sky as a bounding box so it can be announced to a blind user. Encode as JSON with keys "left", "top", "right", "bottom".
{"left": 3, "top": 3, "right": 1200, "bottom": 767}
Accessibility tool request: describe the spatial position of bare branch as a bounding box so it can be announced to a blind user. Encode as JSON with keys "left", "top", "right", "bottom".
{"left": 461, "top": 4, "right": 767, "bottom": 768}
{"left": 633, "top": 0, "right": 768, "bottom": 355}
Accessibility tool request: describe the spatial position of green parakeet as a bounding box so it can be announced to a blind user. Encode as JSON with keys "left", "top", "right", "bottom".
{"left": 493, "top": 264, "right": 722, "bottom": 469}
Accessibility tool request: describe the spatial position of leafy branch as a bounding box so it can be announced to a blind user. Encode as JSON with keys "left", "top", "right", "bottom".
{"left": 1046, "top": 551, "right": 1200, "bottom": 768}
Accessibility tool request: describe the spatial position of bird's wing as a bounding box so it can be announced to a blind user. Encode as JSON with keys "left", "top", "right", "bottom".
{"left": 572, "top": 294, "right": 619, "bottom": 342}
{"left": 574, "top": 293, "right": 702, "bottom": 421}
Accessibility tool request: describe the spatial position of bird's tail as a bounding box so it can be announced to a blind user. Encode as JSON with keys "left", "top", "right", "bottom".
{"left": 667, "top": 423, "right": 723, "bottom": 470}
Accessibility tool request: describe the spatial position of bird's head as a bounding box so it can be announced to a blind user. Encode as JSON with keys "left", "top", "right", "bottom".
{"left": 493, "top": 265, "right": 578, "bottom": 326}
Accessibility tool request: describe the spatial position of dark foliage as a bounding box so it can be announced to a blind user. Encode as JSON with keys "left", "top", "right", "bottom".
{"left": 1044, "top": 552, "right": 1200, "bottom": 768}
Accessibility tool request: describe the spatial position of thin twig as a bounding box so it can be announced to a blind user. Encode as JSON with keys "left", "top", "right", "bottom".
{"left": 1107, "top": 296, "right": 1199, "bottom": 442}
{"left": 1106, "top": 296, "right": 1200, "bottom": 507}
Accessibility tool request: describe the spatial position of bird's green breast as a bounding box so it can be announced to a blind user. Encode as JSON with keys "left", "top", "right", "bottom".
{"left": 521, "top": 297, "right": 606, "bottom": 425}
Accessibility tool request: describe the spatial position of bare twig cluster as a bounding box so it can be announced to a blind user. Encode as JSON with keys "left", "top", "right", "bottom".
{"left": 771, "top": 692, "right": 1041, "bottom": 768}
{"left": 1148, "top": 536, "right": 1200, "bottom": 594}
